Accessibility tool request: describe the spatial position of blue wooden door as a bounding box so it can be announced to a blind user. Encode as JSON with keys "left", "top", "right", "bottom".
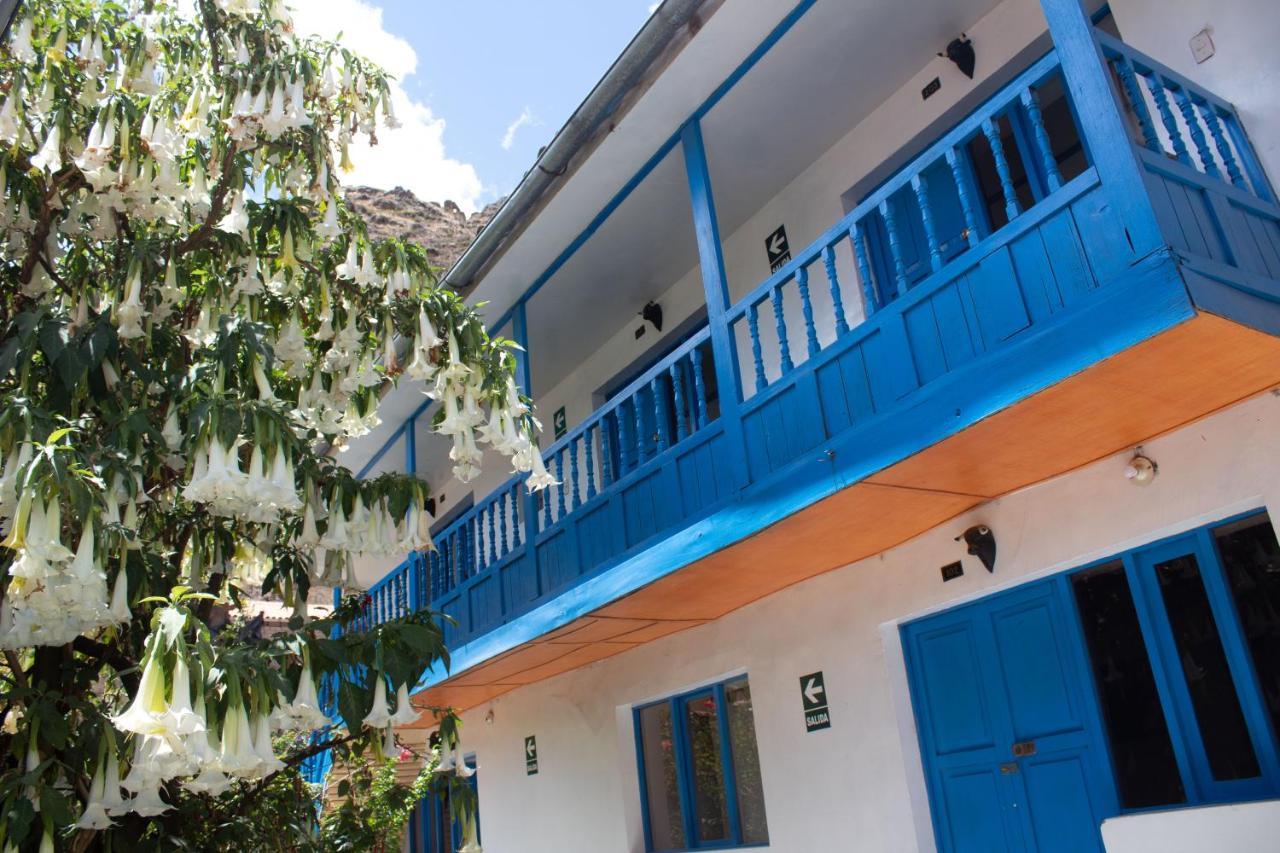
{"left": 904, "top": 579, "right": 1117, "bottom": 853}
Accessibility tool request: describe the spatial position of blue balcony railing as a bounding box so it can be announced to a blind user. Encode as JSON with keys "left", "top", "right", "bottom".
{"left": 360, "top": 36, "right": 1277, "bottom": 652}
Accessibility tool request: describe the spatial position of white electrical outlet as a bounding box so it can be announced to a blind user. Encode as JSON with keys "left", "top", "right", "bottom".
{"left": 1190, "top": 29, "right": 1215, "bottom": 64}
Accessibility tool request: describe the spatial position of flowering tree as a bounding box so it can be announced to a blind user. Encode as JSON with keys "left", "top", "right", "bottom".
{"left": 0, "top": 0, "right": 551, "bottom": 849}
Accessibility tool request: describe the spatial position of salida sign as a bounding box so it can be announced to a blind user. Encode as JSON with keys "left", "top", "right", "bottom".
{"left": 800, "top": 671, "right": 831, "bottom": 732}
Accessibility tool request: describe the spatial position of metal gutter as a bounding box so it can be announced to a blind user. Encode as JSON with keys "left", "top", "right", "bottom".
{"left": 442, "top": 0, "right": 710, "bottom": 293}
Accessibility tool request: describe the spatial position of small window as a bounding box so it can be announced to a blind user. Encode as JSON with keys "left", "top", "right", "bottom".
{"left": 634, "top": 677, "right": 769, "bottom": 851}
{"left": 412, "top": 758, "right": 480, "bottom": 853}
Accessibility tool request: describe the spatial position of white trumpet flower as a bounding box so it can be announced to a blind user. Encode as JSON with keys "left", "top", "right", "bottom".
{"left": 388, "top": 681, "right": 420, "bottom": 726}
{"left": 362, "top": 675, "right": 392, "bottom": 729}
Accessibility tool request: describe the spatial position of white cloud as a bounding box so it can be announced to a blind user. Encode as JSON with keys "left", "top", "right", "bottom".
{"left": 289, "top": 0, "right": 484, "bottom": 212}
{"left": 501, "top": 107, "right": 538, "bottom": 151}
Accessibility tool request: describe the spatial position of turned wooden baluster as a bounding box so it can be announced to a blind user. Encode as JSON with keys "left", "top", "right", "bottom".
{"left": 1144, "top": 71, "right": 1190, "bottom": 165}
{"left": 796, "top": 264, "right": 820, "bottom": 358}
{"left": 569, "top": 436, "right": 581, "bottom": 509}
{"left": 981, "top": 117, "right": 1021, "bottom": 222}
{"left": 946, "top": 148, "right": 982, "bottom": 248}
{"left": 1174, "top": 87, "right": 1219, "bottom": 179}
{"left": 911, "top": 171, "right": 943, "bottom": 273}
{"left": 771, "top": 285, "right": 794, "bottom": 374}
{"left": 852, "top": 221, "right": 879, "bottom": 317}
{"left": 670, "top": 362, "right": 688, "bottom": 442}
{"left": 1020, "top": 86, "right": 1063, "bottom": 192}
{"left": 691, "top": 346, "right": 709, "bottom": 429}
{"left": 747, "top": 303, "right": 767, "bottom": 393}
{"left": 1198, "top": 103, "right": 1246, "bottom": 190}
{"left": 822, "top": 245, "right": 849, "bottom": 337}
{"left": 1112, "top": 55, "right": 1160, "bottom": 151}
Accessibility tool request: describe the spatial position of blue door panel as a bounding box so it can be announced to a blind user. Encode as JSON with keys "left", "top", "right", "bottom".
{"left": 989, "top": 597, "right": 1082, "bottom": 740}
{"left": 1020, "top": 750, "right": 1104, "bottom": 853}
{"left": 939, "top": 767, "right": 1022, "bottom": 853}
{"left": 916, "top": 624, "right": 997, "bottom": 754}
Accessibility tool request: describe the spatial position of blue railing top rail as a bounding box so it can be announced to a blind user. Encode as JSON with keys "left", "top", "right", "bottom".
{"left": 722, "top": 47, "right": 1065, "bottom": 322}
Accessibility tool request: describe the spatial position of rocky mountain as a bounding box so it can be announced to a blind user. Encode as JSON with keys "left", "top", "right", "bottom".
{"left": 344, "top": 185, "right": 504, "bottom": 276}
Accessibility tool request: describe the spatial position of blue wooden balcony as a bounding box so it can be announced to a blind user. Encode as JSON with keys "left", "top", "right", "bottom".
{"left": 356, "top": 26, "right": 1280, "bottom": 708}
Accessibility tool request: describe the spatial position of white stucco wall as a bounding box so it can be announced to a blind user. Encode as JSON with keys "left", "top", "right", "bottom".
{"left": 435, "top": 390, "right": 1280, "bottom": 853}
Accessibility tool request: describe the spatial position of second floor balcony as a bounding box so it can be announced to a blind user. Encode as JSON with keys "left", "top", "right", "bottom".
{"left": 344, "top": 0, "right": 1280, "bottom": 711}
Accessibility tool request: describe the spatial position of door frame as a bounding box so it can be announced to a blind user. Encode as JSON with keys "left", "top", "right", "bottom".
{"left": 898, "top": 504, "right": 1280, "bottom": 853}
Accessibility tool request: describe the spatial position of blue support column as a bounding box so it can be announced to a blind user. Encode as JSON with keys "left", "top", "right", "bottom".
{"left": 680, "top": 119, "right": 750, "bottom": 490}
{"left": 512, "top": 299, "right": 542, "bottom": 594}
{"left": 1039, "top": 0, "right": 1163, "bottom": 261}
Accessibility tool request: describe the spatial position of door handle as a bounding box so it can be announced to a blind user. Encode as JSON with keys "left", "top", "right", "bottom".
{"left": 999, "top": 763, "right": 1019, "bottom": 775}
{"left": 1012, "top": 740, "right": 1036, "bottom": 757}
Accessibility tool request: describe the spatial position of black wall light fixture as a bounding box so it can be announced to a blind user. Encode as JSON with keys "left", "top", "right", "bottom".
{"left": 641, "top": 301, "right": 664, "bottom": 332}
{"left": 957, "top": 525, "right": 996, "bottom": 572}
{"left": 943, "top": 34, "right": 976, "bottom": 79}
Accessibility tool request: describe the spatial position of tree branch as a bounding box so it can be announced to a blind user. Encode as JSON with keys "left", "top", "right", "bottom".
{"left": 71, "top": 636, "right": 140, "bottom": 693}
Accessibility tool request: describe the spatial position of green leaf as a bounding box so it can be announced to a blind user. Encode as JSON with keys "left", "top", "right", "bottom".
{"left": 38, "top": 785, "right": 75, "bottom": 827}
{"left": 45, "top": 427, "right": 74, "bottom": 445}
{"left": 0, "top": 336, "right": 20, "bottom": 379}
{"left": 4, "top": 796, "right": 34, "bottom": 846}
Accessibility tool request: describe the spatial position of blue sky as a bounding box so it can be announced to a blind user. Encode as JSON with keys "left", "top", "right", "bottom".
{"left": 293, "top": 0, "right": 657, "bottom": 211}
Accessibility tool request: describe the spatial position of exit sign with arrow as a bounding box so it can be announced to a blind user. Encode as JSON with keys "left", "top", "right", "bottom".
{"left": 800, "top": 671, "right": 831, "bottom": 732}
{"left": 766, "top": 224, "right": 791, "bottom": 272}
{"left": 524, "top": 735, "right": 538, "bottom": 775}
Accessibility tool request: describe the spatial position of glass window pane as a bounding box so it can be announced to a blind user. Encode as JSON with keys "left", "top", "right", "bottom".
{"left": 1071, "top": 562, "right": 1185, "bottom": 808}
{"left": 724, "top": 679, "right": 770, "bottom": 844}
{"left": 684, "top": 693, "right": 730, "bottom": 843}
{"left": 639, "top": 703, "right": 686, "bottom": 850}
{"left": 1215, "top": 515, "right": 1280, "bottom": 742}
{"left": 1155, "top": 552, "right": 1261, "bottom": 781}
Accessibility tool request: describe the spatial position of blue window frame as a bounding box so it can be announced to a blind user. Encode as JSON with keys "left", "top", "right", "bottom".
{"left": 409, "top": 763, "right": 479, "bottom": 853}
{"left": 1071, "top": 509, "right": 1280, "bottom": 811}
{"left": 633, "top": 676, "right": 769, "bottom": 852}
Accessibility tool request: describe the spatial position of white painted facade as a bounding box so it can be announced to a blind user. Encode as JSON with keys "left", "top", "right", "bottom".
{"left": 447, "top": 391, "right": 1280, "bottom": 853}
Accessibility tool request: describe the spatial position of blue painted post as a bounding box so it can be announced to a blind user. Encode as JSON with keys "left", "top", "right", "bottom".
{"left": 1199, "top": 104, "right": 1246, "bottom": 190}
{"left": 795, "top": 265, "right": 819, "bottom": 357}
{"left": 569, "top": 436, "right": 581, "bottom": 509}
{"left": 584, "top": 425, "right": 597, "bottom": 499}
{"left": 670, "top": 362, "right": 688, "bottom": 442}
{"left": 911, "top": 172, "right": 944, "bottom": 272}
{"left": 618, "top": 403, "right": 634, "bottom": 474}
{"left": 1174, "top": 88, "right": 1218, "bottom": 179}
{"left": 747, "top": 302, "right": 767, "bottom": 393}
{"left": 981, "top": 117, "right": 1022, "bottom": 222}
{"left": 1039, "top": 0, "right": 1165, "bottom": 258}
{"left": 878, "top": 198, "right": 909, "bottom": 297}
{"left": 1021, "top": 86, "right": 1063, "bottom": 192}
{"left": 1112, "top": 56, "right": 1160, "bottom": 151}
{"left": 680, "top": 120, "right": 750, "bottom": 491}
{"left": 852, "top": 221, "right": 879, "bottom": 317}
{"left": 822, "top": 246, "right": 849, "bottom": 337}
{"left": 946, "top": 148, "right": 982, "bottom": 249}
{"left": 511, "top": 299, "right": 541, "bottom": 570}
{"left": 690, "top": 346, "right": 709, "bottom": 429}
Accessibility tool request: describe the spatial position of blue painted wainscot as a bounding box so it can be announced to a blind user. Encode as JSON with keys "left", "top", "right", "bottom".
{"left": 356, "top": 23, "right": 1280, "bottom": 692}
